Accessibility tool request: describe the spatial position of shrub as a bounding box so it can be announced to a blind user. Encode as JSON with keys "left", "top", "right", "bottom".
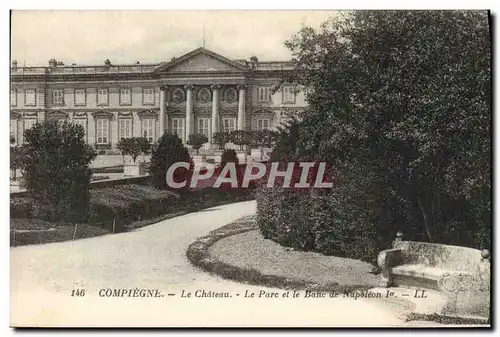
{"left": 187, "top": 133, "right": 209, "bottom": 154}
{"left": 22, "top": 121, "right": 97, "bottom": 222}
{"left": 256, "top": 186, "right": 384, "bottom": 262}
{"left": 150, "top": 133, "right": 192, "bottom": 189}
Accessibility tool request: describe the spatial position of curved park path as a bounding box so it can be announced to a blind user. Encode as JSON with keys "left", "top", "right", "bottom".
{"left": 11, "top": 201, "right": 407, "bottom": 327}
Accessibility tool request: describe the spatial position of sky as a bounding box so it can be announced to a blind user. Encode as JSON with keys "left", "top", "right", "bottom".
{"left": 10, "top": 10, "right": 338, "bottom": 67}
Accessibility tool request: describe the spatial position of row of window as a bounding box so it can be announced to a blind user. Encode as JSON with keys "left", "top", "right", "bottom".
{"left": 11, "top": 117, "right": 272, "bottom": 145}
{"left": 257, "top": 86, "right": 295, "bottom": 103}
{"left": 11, "top": 86, "right": 296, "bottom": 106}
{"left": 10, "top": 118, "right": 156, "bottom": 145}
{"left": 10, "top": 88, "right": 156, "bottom": 107}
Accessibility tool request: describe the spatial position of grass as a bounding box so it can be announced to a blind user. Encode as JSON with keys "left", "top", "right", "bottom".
{"left": 186, "top": 216, "right": 376, "bottom": 293}
{"left": 405, "top": 313, "right": 489, "bottom": 325}
{"left": 10, "top": 219, "right": 109, "bottom": 247}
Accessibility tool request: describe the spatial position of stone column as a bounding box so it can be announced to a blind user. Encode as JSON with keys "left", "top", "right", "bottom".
{"left": 211, "top": 84, "right": 221, "bottom": 139}
{"left": 237, "top": 84, "right": 247, "bottom": 130}
{"left": 159, "top": 85, "right": 167, "bottom": 136}
{"left": 185, "top": 85, "right": 194, "bottom": 142}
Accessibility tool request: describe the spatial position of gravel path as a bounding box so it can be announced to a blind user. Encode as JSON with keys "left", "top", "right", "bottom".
{"left": 11, "top": 200, "right": 408, "bottom": 327}
{"left": 210, "top": 230, "right": 380, "bottom": 288}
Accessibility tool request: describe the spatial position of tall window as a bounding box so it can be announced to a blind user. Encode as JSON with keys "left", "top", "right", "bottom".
{"left": 119, "top": 119, "right": 133, "bottom": 140}
{"left": 11, "top": 89, "right": 17, "bottom": 106}
{"left": 10, "top": 119, "right": 18, "bottom": 144}
{"left": 197, "top": 118, "right": 210, "bottom": 138}
{"left": 142, "top": 118, "right": 155, "bottom": 142}
{"left": 255, "top": 118, "right": 270, "bottom": 131}
{"left": 97, "top": 88, "right": 108, "bottom": 105}
{"left": 282, "top": 86, "right": 295, "bottom": 104}
{"left": 143, "top": 88, "right": 155, "bottom": 105}
{"left": 73, "top": 119, "right": 87, "bottom": 141}
{"left": 223, "top": 118, "right": 236, "bottom": 133}
{"left": 172, "top": 118, "right": 185, "bottom": 142}
{"left": 120, "top": 88, "right": 131, "bottom": 105}
{"left": 96, "top": 119, "right": 109, "bottom": 144}
{"left": 75, "top": 89, "right": 86, "bottom": 106}
{"left": 258, "top": 87, "right": 270, "bottom": 102}
{"left": 25, "top": 89, "right": 36, "bottom": 106}
{"left": 53, "top": 89, "right": 64, "bottom": 104}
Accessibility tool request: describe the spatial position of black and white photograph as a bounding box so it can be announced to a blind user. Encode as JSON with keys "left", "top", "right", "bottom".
{"left": 7, "top": 8, "right": 492, "bottom": 328}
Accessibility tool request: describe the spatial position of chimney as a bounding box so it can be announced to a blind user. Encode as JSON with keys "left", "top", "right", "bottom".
{"left": 12, "top": 60, "right": 18, "bottom": 69}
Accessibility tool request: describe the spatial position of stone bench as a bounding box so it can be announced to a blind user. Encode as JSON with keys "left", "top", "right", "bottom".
{"left": 377, "top": 233, "right": 490, "bottom": 318}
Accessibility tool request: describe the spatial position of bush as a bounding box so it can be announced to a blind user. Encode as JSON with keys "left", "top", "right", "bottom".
{"left": 256, "top": 186, "right": 384, "bottom": 262}
{"left": 150, "top": 133, "right": 192, "bottom": 189}
{"left": 22, "top": 121, "right": 97, "bottom": 222}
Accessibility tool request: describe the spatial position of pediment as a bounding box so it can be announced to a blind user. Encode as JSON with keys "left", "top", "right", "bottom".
{"left": 155, "top": 48, "right": 247, "bottom": 73}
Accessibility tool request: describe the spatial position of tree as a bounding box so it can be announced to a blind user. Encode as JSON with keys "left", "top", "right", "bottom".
{"left": 187, "top": 133, "right": 209, "bottom": 155}
{"left": 22, "top": 121, "right": 97, "bottom": 221}
{"left": 137, "top": 137, "right": 151, "bottom": 162}
{"left": 10, "top": 146, "right": 27, "bottom": 180}
{"left": 271, "top": 116, "right": 301, "bottom": 161}
{"left": 212, "top": 132, "right": 230, "bottom": 150}
{"left": 280, "top": 10, "right": 491, "bottom": 249}
{"left": 117, "top": 137, "right": 151, "bottom": 163}
{"left": 150, "top": 133, "right": 192, "bottom": 189}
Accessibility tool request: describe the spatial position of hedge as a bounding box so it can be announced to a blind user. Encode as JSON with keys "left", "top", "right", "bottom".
{"left": 87, "top": 184, "right": 181, "bottom": 232}
{"left": 256, "top": 186, "right": 385, "bottom": 262}
{"left": 11, "top": 183, "right": 256, "bottom": 237}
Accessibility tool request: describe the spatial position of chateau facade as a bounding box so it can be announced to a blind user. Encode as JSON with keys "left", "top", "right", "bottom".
{"left": 10, "top": 47, "right": 307, "bottom": 152}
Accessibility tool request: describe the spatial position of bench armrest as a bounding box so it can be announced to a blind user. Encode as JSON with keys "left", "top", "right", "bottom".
{"left": 377, "top": 248, "right": 403, "bottom": 287}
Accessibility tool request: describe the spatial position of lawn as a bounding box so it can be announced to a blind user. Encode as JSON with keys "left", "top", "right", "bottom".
{"left": 187, "top": 215, "right": 380, "bottom": 293}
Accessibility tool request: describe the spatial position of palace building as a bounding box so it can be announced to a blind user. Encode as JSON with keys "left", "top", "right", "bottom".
{"left": 10, "top": 47, "right": 307, "bottom": 152}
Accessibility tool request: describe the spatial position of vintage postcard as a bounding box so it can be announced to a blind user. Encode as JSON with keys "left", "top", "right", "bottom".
{"left": 9, "top": 10, "right": 491, "bottom": 328}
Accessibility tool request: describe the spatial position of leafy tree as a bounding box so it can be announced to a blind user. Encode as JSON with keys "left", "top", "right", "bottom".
{"left": 10, "top": 146, "right": 27, "bottom": 180}
{"left": 259, "top": 11, "right": 491, "bottom": 255}
{"left": 150, "top": 133, "right": 192, "bottom": 189}
{"left": 254, "top": 130, "right": 280, "bottom": 158}
{"left": 117, "top": 137, "right": 151, "bottom": 163}
{"left": 212, "top": 132, "right": 230, "bottom": 150}
{"left": 271, "top": 116, "right": 301, "bottom": 161}
{"left": 231, "top": 130, "right": 253, "bottom": 151}
{"left": 22, "top": 121, "right": 97, "bottom": 221}
{"left": 187, "top": 133, "right": 209, "bottom": 155}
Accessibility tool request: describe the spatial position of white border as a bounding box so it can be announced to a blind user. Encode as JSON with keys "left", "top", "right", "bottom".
{"left": 1, "top": 3, "right": 497, "bottom": 337}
